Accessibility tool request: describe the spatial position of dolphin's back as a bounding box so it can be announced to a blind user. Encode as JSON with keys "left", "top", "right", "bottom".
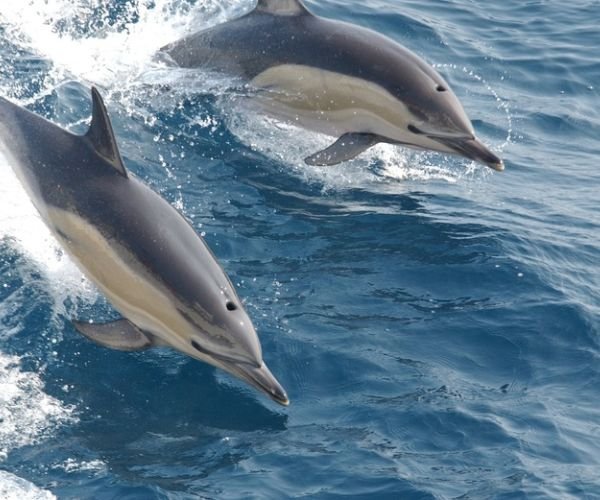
{"left": 162, "top": 13, "right": 306, "bottom": 79}
{"left": 0, "top": 96, "right": 106, "bottom": 215}
{"left": 162, "top": 13, "right": 356, "bottom": 78}
{"left": 162, "top": 10, "right": 444, "bottom": 104}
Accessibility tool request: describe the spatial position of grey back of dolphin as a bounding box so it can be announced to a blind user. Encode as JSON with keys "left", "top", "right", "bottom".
{"left": 161, "top": 0, "right": 504, "bottom": 171}
{"left": 0, "top": 89, "right": 288, "bottom": 406}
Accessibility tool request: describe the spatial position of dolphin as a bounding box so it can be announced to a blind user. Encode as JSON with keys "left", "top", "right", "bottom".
{"left": 0, "top": 87, "right": 289, "bottom": 406}
{"left": 160, "top": 0, "right": 504, "bottom": 171}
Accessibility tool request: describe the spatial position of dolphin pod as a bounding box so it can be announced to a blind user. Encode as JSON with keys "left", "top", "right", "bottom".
{"left": 0, "top": 88, "right": 288, "bottom": 406}
{"left": 0, "top": 2, "right": 506, "bottom": 408}
{"left": 161, "top": 0, "right": 504, "bottom": 171}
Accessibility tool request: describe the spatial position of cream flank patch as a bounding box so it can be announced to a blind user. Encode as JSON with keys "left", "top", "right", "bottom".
{"left": 45, "top": 206, "right": 196, "bottom": 354}
{"left": 251, "top": 64, "right": 413, "bottom": 139}
{"left": 249, "top": 64, "right": 459, "bottom": 154}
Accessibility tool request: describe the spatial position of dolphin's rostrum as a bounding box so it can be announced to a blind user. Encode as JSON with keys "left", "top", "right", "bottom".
{"left": 161, "top": 0, "right": 504, "bottom": 170}
{"left": 0, "top": 88, "right": 288, "bottom": 406}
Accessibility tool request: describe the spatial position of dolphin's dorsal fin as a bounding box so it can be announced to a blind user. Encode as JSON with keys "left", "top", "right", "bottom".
{"left": 85, "top": 87, "right": 128, "bottom": 177}
{"left": 255, "top": 0, "right": 309, "bottom": 16}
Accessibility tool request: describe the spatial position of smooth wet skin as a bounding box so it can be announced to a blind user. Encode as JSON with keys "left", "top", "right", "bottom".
{"left": 0, "top": 88, "right": 288, "bottom": 406}
{"left": 161, "top": 0, "right": 503, "bottom": 170}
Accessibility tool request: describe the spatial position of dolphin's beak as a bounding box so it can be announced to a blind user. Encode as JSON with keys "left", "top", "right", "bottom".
{"left": 228, "top": 360, "right": 290, "bottom": 406}
{"left": 431, "top": 134, "right": 504, "bottom": 171}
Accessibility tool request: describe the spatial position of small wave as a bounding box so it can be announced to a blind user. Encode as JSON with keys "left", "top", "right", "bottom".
{"left": 58, "top": 458, "right": 107, "bottom": 474}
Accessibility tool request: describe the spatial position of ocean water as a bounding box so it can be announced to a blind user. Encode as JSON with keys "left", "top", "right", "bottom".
{"left": 0, "top": 0, "right": 598, "bottom": 498}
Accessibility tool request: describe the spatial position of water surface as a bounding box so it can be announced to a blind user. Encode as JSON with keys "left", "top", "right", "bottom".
{"left": 0, "top": 1, "right": 598, "bottom": 498}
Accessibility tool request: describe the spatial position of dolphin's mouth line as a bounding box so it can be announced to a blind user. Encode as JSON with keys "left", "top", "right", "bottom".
{"left": 190, "top": 339, "right": 259, "bottom": 368}
{"left": 229, "top": 362, "right": 289, "bottom": 406}
{"left": 190, "top": 335, "right": 288, "bottom": 406}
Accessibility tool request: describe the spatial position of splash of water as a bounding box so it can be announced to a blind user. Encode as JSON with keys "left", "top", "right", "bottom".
{"left": 0, "top": 150, "right": 97, "bottom": 316}
{"left": 0, "top": 353, "right": 75, "bottom": 461}
{"left": 0, "top": 471, "right": 55, "bottom": 500}
{"left": 0, "top": 0, "right": 251, "bottom": 91}
{"left": 225, "top": 102, "right": 476, "bottom": 191}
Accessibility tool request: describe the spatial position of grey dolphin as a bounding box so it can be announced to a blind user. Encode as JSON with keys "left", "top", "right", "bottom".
{"left": 161, "top": 0, "right": 504, "bottom": 171}
{"left": 0, "top": 88, "right": 288, "bottom": 406}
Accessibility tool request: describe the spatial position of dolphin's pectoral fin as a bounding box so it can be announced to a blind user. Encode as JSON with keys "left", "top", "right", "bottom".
{"left": 72, "top": 319, "right": 154, "bottom": 351}
{"left": 304, "top": 133, "right": 381, "bottom": 166}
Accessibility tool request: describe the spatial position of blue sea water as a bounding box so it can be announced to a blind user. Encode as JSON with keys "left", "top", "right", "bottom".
{"left": 0, "top": 0, "right": 598, "bottom": 498}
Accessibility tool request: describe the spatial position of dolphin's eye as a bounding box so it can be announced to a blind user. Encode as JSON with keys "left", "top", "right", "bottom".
{"left": 436, "top": 85, "right": 447, "bottom": 92}
{"left": 226, "top": 301, "right": 237, "bottom": 311}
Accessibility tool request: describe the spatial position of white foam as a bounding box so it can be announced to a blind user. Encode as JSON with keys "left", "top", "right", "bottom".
{"left": 0, "top": 0, "right": 252, "bottom": 91}
{"left": 0, "top": 471, "right": 55, "bottom": 500}
{"left": 0, "top": 353, "right": 75, "bottom": 461}
{"left": 59, "top": 458, "right": 107, "bottom": 474}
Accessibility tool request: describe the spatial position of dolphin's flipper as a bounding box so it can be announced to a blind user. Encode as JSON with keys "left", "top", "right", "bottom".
{"left": 304, "top": 133, "right": 381, "bottom": 166}
{"left": 72, "top": 319, "right": 154, "bottom": 351}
